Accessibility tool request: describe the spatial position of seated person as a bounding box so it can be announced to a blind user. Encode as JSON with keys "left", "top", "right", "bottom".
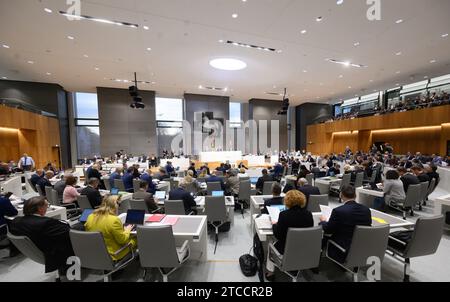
{"left": 87, "top": 164, "right": 105, "bottom": 190}
{"left": 80, "top": 178, "right": 103, "bottom": 208}
{"left": 62, "top": 175, "right": 80, "bottom": 205}
{"left": 237, "top": 161, "right": 248, "bottom": 170}
{"left": 225, "top": 170, "right": 240, "bottom": 196}
{"left": 85, "top": 196, "right": 136, "bottom": 261}
{"left": 425, "top": 164, "right": 440, "bottom": 187}
{"left": 44, "top": 162, "right": 58, "bottom": 175}
{"left": 140, "top": 169, "right": 156, "bottom": 194}
{"left": 411, "top": 166, "right": 430, "bottom": 184}
{"left": 320, "top": 186, "right": 372, "bottom": 263}
{"left": 158, "top": 168, "right": 170, "bottom": 181}
{"left": 255, "top": 169, "right": 273, "bottom": 194}
{"left": 187, "top": 162, "right": 198, "bottom": 178}
{"left": 109, "top": 167, "right": 123, "bottom": 189}
{"left": 262, "top": 182, "right": 284, "bottom": 214}
{"left": 168, "top": 181, "right": 197, "bottom": 215}
{"left": 298, "top": 165, "right": 311, "bottom": 178}
{"left": 270, "top": 162, "right": 283, "bottom": 180}
{"left": 183, "top": 170, "right": 201, "bottom": 193}
{"left": 30, "top": 169, "right": 44, "bottom": 188}
{"left": 132, "top": 181, "right": 159, "bottom": 213}
{"left": 121, "top": 167, "right": 135, "bottom": 193}
{"left": 216, "top": 163, "right": 227, "bottom": 174}
{"left": 9, "top": 196, "right": 74, "bottom": 273}
{"left": 205, "top": 171, "right": 225, "bottom": 191}
{"left": 198, "top": 168, "right": 209, "bottom": 179}
{"left": 237, "top": 168, "right": 249, "bottom": 179}
{"left": 37, "top": 171, "right": 54, "bottom": 196}
{"left": 373, "top": 170, "right": 406, "bottom": 211}
{"left": 397, "top": 167, "right": 420, "bottom": 193}
{"left": 165, "top": 161, "right": 175, "bottom": 176}
{"left": 199, "top": 163, "right": 211, "bottom": 175}
{"left": 266, "top": 190, "right": 314, "bottom": 281}
{"left": 53, "top": 174, "right": 68, "bottom": 201}
{"left": 1, "top": 194, "right": 18, "bottom": 234}
{"left": 297, "top": 178, "right": 321, "bottom": 203}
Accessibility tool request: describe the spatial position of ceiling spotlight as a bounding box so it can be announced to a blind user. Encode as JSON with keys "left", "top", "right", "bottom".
{"left": 395, "top": 19, "right": 403, "bottom": 24}
{"left": 396, "top": 51, "right": 402, "bottom": 56}
{"left": 430, "top": 59, "right": 437, "bottom": 63}
{"left": 316, "top": 16, "right": 323, "bottom": 22}
{"left": 46, "top": 72, "right": 52, "bottom": 75}
{"left": 353, "top": 42, "right": 360, "bottom": 46}
{"left": 59, "top": 11, "right": 139, "bottom": 28}
{"left": 301, "top": 30, "right": 307, "bottom": 34}
{"left": 209, "top": 58, "right": 247, "bottom": 71}
{"left": 143, "top": 26, "right": 149, "bottom": 30}
{"left": 67, "top": 35, "right": 75, "bottom": 40}
{"left": 94, "top": 67, "right": 100, "bottom": 70}
{"left": 27, "top": 61, "right": 34, "bottom": 64}
{"left": 326, "top": 58, "right": 367, "bottom": 68}
{"left": 2, "top": 44, "right": 10, "bottom": 49}
{"left": 146, "top": 47, "right": 152, "bottom": 51}
{"left": 442, "top": 33, "right": 449, "bottom": 38}
{"left": 232, "top": 14, "right": 238, "bottom": 18}
{"left": 337, "top": 0, "right": 344, "bottom": 4}
{"left": 44, "top": 8, "right": 53, "bottom": 13}
{"left": 83, "top": 54, "right": 89, "bottom": 58}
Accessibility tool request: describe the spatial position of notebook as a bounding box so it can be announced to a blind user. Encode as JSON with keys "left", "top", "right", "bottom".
{"left": 147, "top": 214, "right": 166, "bottom": 223}
{"left": 162, "top": 217, "right": 179, "bottom": 226}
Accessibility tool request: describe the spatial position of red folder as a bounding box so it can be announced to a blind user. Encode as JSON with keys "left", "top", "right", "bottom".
{"left": 147, "top": 214, "right": 166, "bottom": 223}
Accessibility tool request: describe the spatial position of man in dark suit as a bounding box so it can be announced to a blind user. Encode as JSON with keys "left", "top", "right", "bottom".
{"left": 397, "top": 167, "right": 420, "bottom": 193}
{"left": 270, "top": 163, "right": 283, "bottom": 180}
{"left": 9, "top": 196, "right": 74, "bottom": 274}
{"left": 37, "top": 171, "right": 54, "bottom": 196}
{"left": 30, "top": 169, "right": 44, "bottom": 189}
{"left": 80, "top": 178, "right": 103, "bottom": 208}
{"left": 297, "top": 178, "right": 321, "bottom": 202}
{"left": 320, "top": 186, "right": 371, "bottom": 263}
{"left": 87, "top": 164, "right": 105, "bottom": 190}
{"left": 0, "top": 195, "right": 18, "bottom": 235}
{"left": 205, "top": 171, "right": 225, "bottom": 191}
{"left": 411, "top": 166, "right": 430, "bottom": 183}
{"left": 200, "top": 163, "right": 211, "bottom": 175}
{"left": 188, "top": 162, "right": 198, "bottom": 178}
{"left": 140, "top": 169, "right": 156, "bottom": 194}
{"left": 122, "top": 167, "right": 135, "bottom": 193}
{"left": 168, "top": 182, "right": 197, "bottom": 214}
{"left": 262, "top": 183, "right": 284, "bottom": 214}
{"left": 256, "top": 169, "right": 273, "bottom": 194}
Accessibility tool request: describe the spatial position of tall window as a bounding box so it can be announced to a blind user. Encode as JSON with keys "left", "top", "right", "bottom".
{"left": 155, "top": 98, "right": 184, "bottom": 156}
{"left": 229, "top": 102, "right": 242, "bottom": 128}
{"left": 74, "top": 92, "right": 100, "bottom": 160}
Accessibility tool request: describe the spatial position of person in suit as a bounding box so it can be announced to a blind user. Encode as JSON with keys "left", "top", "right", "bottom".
{"left": 85, "top": 195, "right": 136, "bottom": 261}
{"left": 87, "top": 164, "right": 105, "bottom": 190}
{"left": 0, "top": 195, "right": 18, "bottom": 235}
{"left": 80, "top": 178, "right": 103, "bottom": 209}
{"left": 270, "top": 162, "right": 284, "bottom": 180}
{"left": 225, "top": 170, "right": 240, "bottom": 196}
{"left": 265, "top": 190, "right": 314, "bottom": 281}
{"left": 298, "top": 165, "right": 311, "bottom": 179}
{"left": 199, "top": 163, "right": 211, "bottom": 176}
{"left": 30, "top": 169, "right": 44, "bottom": 189}
{"left": 255, "top": 169, "right": 273, "bottom": 194}
{"left": 109, "top": 167, "right": 123, "bottom": 189}
{"left": 158, "top": 168, "right": 171, "bottom": 181}
{"left": 183, "top": 170, "right": 202, "bottom": 193}
{"left": 122, "top": 167, "right": 135, "bottom": 193}
{"left": 132, "top": 181, "right": 159, "bottom": 213}
{"left": 224, "top": 161, "right": 232, "bottom": 171}
{"left": 297, "top": 178, "right": 321, "bottom": 203}
{"left": 206, "top": 171, "right": 225, "bottom": 191}
{"left": 397, "top": 167, "right": 420, "bottom": 193}
{"left": 262, "top": 182, "right": 284, "bottom": 214}
{"left": 53, "top": 174, "right": 67, "bottom": 201}
{"left": 411, "top": 166, "right": 430, "bottom": 183}
{"left": 319, "top": 186, "right": 372, "bottom": 263}
{"left": 237, "top": 161, "right": 248, "bottom": 170}
{"left": 165, "top": 161, "right": 175, "bottom": 176}
{"left": 140, "top": 169, "right": 156, "bottom": 194}
{"left": 9, "top": 196, "right": 74, "bottom": 273}
{"left": 425, "top": 165, "right": 440, "bottom": 187}
{"left": 187, "top": 162, "right": 198, "bottom": 178}
{"left": 168, "top": 181, "right": 197, "bottom": 215}
{"left": 37, "top": 171, "right": 54, "bottom": 196}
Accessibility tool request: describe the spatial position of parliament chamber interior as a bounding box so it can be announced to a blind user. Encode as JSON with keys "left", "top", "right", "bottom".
{"left": 0, "top": 0, "right": 450, "bottom": 285}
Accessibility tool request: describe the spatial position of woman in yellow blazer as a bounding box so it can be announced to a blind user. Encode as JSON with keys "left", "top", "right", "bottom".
{"left": 85, "top": 195, "right": 137, "bottom": 261}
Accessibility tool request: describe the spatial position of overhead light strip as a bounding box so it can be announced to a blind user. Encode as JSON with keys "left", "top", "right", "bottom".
{"left": 59, "top": 11, "right": 138, "bottom": 28}
{"left": 326, "top": 58, "right": 367, "bottom": 68}
{"left": 221, "top": 40, "right": 281, "bottom": 53}
{"left": 111, "top": 79, "right": 155, "bottom": 84}
{"left": 199, "top": 85, "right": 228, "bottom": 92}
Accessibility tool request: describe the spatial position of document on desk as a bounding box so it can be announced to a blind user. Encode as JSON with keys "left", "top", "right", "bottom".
{"left": 320, "top": 205, "right": 332, "bottom": 221}
{"left": 266, "top": 206, "right": 281, "bottom": 223}
{"left": 255, "top": 215, "right": 272, "bottom": 230}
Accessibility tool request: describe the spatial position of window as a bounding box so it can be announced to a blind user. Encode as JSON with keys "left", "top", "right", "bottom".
{"left": 74, "top": 92, "right": 100, "bottom": 160}
{"left": 155, "top": 98, "right": 183, "bottom": 121}
{"left": 229, "top": 102, "right": 242, "bottom": 128}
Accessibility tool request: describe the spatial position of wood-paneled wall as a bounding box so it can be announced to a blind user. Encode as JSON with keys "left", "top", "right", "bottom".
{"left": 0, "top": 106, "right": 61, "bottom": 169}
{"left": 307, "top": 105, "right": 450, "bottom": 155}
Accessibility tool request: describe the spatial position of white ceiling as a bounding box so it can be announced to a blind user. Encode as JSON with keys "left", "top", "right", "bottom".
{"left": 0, "top": 0, "right": 449, "bottom": 105}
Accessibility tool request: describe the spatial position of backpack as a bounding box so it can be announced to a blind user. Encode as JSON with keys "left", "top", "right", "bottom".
{"left": 239, "top": 254, "right": 258, "bottom": 277}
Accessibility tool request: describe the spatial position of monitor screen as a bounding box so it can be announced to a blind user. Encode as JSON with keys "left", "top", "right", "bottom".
{"left": 270, "top": 205, "right": 287, "bottom": 212}
{"left": 250, "top": 177, "right": 259, "bottom": 184}
{"left": 110, "top": 188, "right": 119, "bottom": 195}
{"left": 212, "top": 191, "right": 224, "bottom": 197}
{"left": 79, "top": 209, "right": 94, "bottom": 224}
{"left": 154, "top": 191, "right": 166, "bottom": 200}
{"left": 125, "top": 210, "right": 145, "bottom": 225}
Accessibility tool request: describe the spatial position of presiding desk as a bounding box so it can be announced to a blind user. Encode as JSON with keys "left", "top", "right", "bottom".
{"left": 253, "top": 205, "right": 414, "bottom": 242}
{"left": 118, "top": 213, "right": 208, "bottom": 261}
{"left": 200, "top": 151, "right": 242, "bottom": 163}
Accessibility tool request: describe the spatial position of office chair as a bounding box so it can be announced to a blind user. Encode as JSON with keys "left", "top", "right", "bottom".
{"left": 205, "top": 196, "right": 228, "bottom": 254}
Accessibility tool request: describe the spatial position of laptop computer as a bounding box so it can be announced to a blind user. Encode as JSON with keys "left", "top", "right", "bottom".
{"left": 125, "top": 209, "right": 146, "bottom": 231}
{"left": 250, "top": 177, "right": 259, "bottom": 184}
{"left": 79, "top": 209, "right": 94, "bottom": 224}
{"left": 154, "top": 191, "right": 166, "bottom": 201}
{"left": 110, "top": 188, "right": 119, "bottom": 195}
{"left": 212, "top": 191, "right": 224, "bottom": 197}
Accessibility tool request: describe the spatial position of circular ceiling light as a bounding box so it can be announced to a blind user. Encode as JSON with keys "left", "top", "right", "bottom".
{"left": 209, "top": 58, "right": 247, "bottom": 71}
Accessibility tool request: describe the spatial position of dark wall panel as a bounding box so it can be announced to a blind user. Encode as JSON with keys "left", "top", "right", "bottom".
{"left": 249, "top": 98, "right": 288, "bottom": 153}
{"left": 295, "top": 103, "right": 332, "bottom": 151}
{"left": 97, "top": 87, "right": 157, "bottom": 157}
